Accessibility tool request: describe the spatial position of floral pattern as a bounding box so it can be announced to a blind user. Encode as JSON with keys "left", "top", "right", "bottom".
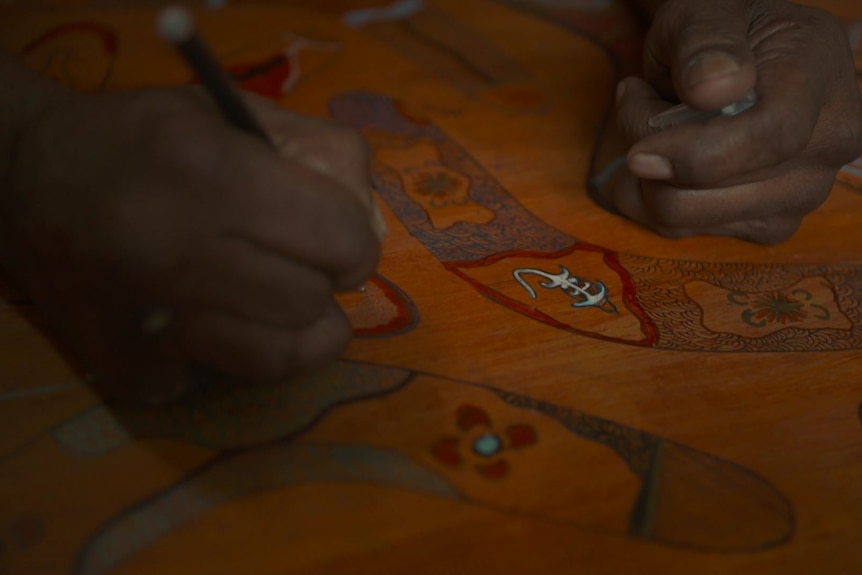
{"left": 430, "top": 404, "right": 537, "bottom": 479}
{"left": 408, "top": 169, "right": 470, "bottom": 209}
{"left": 728, "top": 289, "right": 831, "bottom": 328}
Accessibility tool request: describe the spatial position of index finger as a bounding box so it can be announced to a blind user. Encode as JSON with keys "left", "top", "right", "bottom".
{"left": 626, "top": 48, "right": 823, "bottom": 187}
{"left": 247, "top": 94, "right": 373, "bottom": 204}
{"left": 246, "top": 94, "right": 388, "bottom": 241}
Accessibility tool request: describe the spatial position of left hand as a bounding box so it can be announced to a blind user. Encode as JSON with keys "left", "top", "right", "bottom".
{"left": 1, "top": 85, "right": 382, "bottom": 403}
{"left": 602, "top": 0, "right": 862, "bottom": 243}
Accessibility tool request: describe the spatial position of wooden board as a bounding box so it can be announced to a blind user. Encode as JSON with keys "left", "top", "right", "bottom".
{"left": 1, "top": 0, "right": 862, "bottom": 573}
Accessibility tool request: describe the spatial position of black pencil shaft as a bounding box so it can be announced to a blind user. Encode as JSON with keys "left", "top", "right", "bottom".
{"left": 177, "top": 35, "right": 273, "bottom": 145}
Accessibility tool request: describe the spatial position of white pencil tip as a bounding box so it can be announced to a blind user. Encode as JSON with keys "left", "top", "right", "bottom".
{"left": 156, "top": 5, "right": 195, "bottom": 43}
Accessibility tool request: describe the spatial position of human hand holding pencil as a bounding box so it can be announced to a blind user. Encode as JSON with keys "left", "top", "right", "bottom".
{"left": 0, "top": 7, "right": 384, "bottom": 403}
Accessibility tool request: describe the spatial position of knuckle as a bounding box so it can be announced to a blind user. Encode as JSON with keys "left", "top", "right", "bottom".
{"left": 328, "top": 122, "right": 371, "bottom": 158}
{"left": 322, "top": 325, "right": 352, "bottom": 361}
{"left": 661, "top": 111, "right": 816, "bottom": 187}
{"left": 798, "top": 5, "right": 838, "bottom": 31}
{"left": 668, "top": 148, "right": 717, "bottom": 186}
{"left": 791, "top": 171, "right": 833, "bottom": 215}
{"left": 617, "top": 104, "right": 644, "bottom": 143}
{"left": 822, "top": 102, "right": 862, "bottom": 166}
{"left": 127, "top": 99, "right": 231, "bottom": 184}
{"left": 259, "top": 315, "right": 351, "bottom": 379}
{"left": 742, "top": 217, "right": 801, "bottom": 245}
{"left": 299, "top": 308, "right": 353, "bottom": 367}
{"left": 147, "top": 116, "right": 222, "bottom": 179}
{"left": 762, "top": 111, "right": 812, "bottom": 165}
{"left": 853, "top": 112, "right": 862, "bottom": 156}
{"left": 286, "top": 289, "right": 331, "bottom": 327}
{"left": 253, "top": 341, "right": 299, "bottom": 381}
{"left": 293, "top": 122, "right": 370, "bottom": 174}
{"left": 234, "top": 332, "right": 305, "bottom": 382}
{"left": 332, "top": 233, "right": 380, "bottom": 289}
{"left": 642, "top": 189, "right": 692, "bottom": 228}
{"left": 321, "top": 209, "right": 380, "bottom": 287}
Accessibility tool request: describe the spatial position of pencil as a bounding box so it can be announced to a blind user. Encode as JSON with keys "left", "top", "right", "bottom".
{"left": 648, "top": 90, "right": 758, "bottom": 130}
{"left": 156, "top": 5, "right": 274, "bottom": 146}
{"left": 156, "top": 5, "right": 374, "bottom": 294}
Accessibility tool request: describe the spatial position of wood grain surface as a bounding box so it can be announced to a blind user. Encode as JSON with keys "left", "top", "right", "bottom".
{"left": 1, "top": 1, "right": 861, "bottom": 573}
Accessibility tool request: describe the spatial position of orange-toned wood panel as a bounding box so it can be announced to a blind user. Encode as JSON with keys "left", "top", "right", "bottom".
{"left": 1, "top": 0, "right": 862, "bottom": 573}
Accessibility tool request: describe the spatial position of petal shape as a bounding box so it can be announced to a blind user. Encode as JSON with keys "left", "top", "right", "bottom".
{"left": 456, "top": 404, "right": 492, "bottom": 432}
{"left": 506, "top": 424, "right": 537, "bottom": 449}
{"left": 477, "top": 460, "right": 509, "bottom": 480}
{"left": 431, "top": 436, "right": 461, "bottom": 467}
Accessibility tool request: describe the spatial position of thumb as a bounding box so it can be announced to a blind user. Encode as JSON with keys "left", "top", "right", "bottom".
{"left": 645, "top": 0, "right": 757, "bottom": 110}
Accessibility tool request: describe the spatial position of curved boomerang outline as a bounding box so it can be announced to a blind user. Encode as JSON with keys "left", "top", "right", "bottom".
{"left": 48, "top": 361, "right": 797, "bottom": 575}
{"left": 328, "top": 90, "right": 862, "bottom": 353}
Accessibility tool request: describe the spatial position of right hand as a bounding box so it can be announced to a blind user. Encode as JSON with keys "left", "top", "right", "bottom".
{"left": 602, "top": 0, "right": 862, "bottom": 243}
{"left": 1, "top": 85, "right": 383, "bottom": 403}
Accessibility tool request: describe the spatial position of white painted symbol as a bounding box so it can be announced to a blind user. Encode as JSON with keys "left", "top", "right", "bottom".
{"left": 280, "top": 32, "right": 342, "bottom": 95}
{"left": 513, "top": 266, "right": 618, "bottom": 313}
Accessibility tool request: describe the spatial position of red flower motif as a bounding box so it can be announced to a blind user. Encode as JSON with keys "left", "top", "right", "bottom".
{"left": 457, "top": 404, "right": 492, "bottom": 431}
{"left": 228, "top": 54, "right": 293, "bottom": 99}
{"left": 430, "top": 404, "right": 538, "bottom": 480}
{"left": 431, "top": 437, "right": 461, "bottom": 466}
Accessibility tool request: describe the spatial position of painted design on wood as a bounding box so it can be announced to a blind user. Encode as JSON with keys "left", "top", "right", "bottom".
{"left": 329, "top": 90, "right": 862, "bottom": 351}
{"left": 28, "top": 362, "right": 792, "bottom": 574}
{"left": 838, "top": 157, "right": 862, "bottom": 192}
{"left": 17, "top": 22, "right": 118, "bottom": 92}
{"left": 378, "top": 142, "right": 497, "bottom": 229}
{"left": 339, "top": 273, "right": 420, "bottom": 338}
{"left": 224, "top": 32, "right": 342, "bottom": 99}
{"left": 487, "top": 0, "right": 643, "bottom": 211}
{"left": 293, "top": 0, "right": 550, "bottom": 113}
{"left": 729, "top": 288, "right": 831, "bottom": 327}
{"left": 685, "top": 277, "right": 847, "bottom": 339}
{"left": 514, "top": 265, "right": 618, "bottom": 313}
{"left": 53, "top": 362, "right": 410, "bottom": 454}
{"left": 493, "top": 0, "right": 644, "bottom": 76}
{"left": 625, "top": 256, "right": 862, "bottom": 351}
{"left": 431, "top": 403, "right": 538, "bottom": 479}
{"left": 478, "top": 0, "right": 639, "bottom": 201}
{"left": 332, "top": 92, "right": 575, "bottom": 262}
{"left": 75, "top": 443, "right": 458, "bottom": 575}
{"left": 342, "top": 0, "right": 426, "bottom": 27}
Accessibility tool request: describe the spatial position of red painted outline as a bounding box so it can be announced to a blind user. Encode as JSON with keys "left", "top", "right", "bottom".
{"left": 21, "top": 22, "right": 118, "bottom": 56}
{"left": 352, "top": 275, "right": 417, "bottom": 337}
{"left": 445, "top": 244, "right": 657, "bottom": 347}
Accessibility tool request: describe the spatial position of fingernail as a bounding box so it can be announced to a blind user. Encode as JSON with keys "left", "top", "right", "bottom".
{"left": 616, "top": 80, "right": 626, "bottom": 105}
{"left": 687, "top": 51, "right": 741, "bottom": 88}
{"left": 370, "top": 202, "right": 388, "bottom": 242}
{"left": 628, "top": 153, "right": 674, "bottom": 180}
